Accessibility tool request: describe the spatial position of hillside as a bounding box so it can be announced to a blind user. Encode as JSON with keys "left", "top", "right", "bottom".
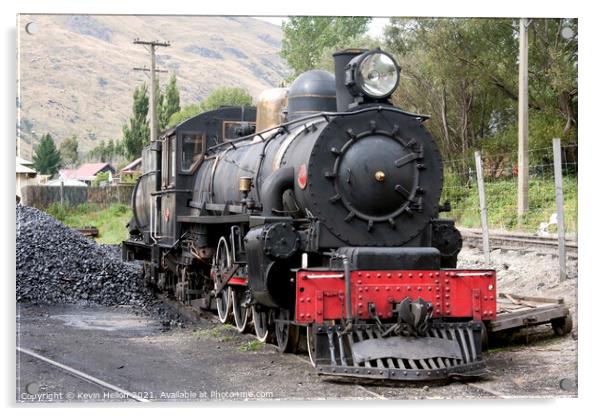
{"left": 17, "top": 15, "right": 288, "bottom": 159}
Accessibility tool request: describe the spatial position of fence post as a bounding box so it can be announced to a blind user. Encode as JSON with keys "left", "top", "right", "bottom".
{"left": 474, "top": 151, "right": 490, "bottom": 265}
{"left": 60, "top": 179, "right": 64, "bottom": 207}
{"left": 552, "top": 138, "right": 567, "bottom": 281}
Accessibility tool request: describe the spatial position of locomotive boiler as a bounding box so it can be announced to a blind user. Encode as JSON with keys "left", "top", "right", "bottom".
{"left": 123, "top": 48, "right": 497, "bottom": 381}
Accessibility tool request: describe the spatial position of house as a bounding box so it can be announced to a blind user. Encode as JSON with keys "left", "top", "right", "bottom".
{"left": 60, "top": 162, "right": 116, "bottom": 186}
{"left": 16, "top": 156, "right": 38, "bottom": 199}
{"left": 118, "top": 157, "right": 142, "bottom": 183}
{"left": 121, "top": 157, "right": 142, "bottom": 174}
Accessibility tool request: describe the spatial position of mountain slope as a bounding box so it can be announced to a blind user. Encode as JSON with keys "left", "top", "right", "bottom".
{"left": 17, "top": 15, "right": 288, "bottom": 159}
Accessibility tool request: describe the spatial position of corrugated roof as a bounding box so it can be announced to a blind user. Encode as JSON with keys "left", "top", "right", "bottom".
{"left": 16, "top": 156, "right": 34, "bottom": 166}
{"left": 121, "top": 158, "right": 142, "bottom": 172}
{"left": 16, "top": 163, "right": 36, "bottom": 174}
{"left": 61, "top": 163, "right": 114, "bottom": 181}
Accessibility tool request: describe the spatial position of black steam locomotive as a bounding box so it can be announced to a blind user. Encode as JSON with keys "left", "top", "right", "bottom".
{"left": 123, "top": 49, "right": 497, "bottom": 381}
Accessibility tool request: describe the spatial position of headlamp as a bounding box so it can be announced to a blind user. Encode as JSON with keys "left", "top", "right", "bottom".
{"left": 347, "top": 50, "right": 400, "bottom": 100}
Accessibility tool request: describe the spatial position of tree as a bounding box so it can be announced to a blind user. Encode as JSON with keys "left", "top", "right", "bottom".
{"left": 59, "top": 134, "right": 79, "bottom": 167}
{"left": 383, "top": 18, "right": 577, "bottom": 171}
{"left": 33, "top": 133, "right": 62, "bottom": 175}
{"left": 122, "top": 83, "right": 150, "bottom": 159}
{"left": 168, "top": 87, "right": 252, "bottom": 128}
{"left": 281, "top": 17, "right": 372, "bottom": 77}
{"left": 162, "top": 73, "right": 181, "bottom": 127}
{"left": 199, "top": 87, "right": 253, "bottom": 112}
{"left": 92, "top": 171, "right": 110, "bottom": 187}
{"left": 168, "top": 103, "right": 202, "bottom": 127}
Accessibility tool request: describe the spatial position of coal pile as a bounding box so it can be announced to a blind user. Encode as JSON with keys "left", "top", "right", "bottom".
{"left": 16, "top": 204, "right": 155, "bottom": 308}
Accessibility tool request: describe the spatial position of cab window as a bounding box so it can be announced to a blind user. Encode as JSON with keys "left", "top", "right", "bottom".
{"left": 169, "top": 136, "right": 176, "bottom": 186}
{"left": 181, "top": 134, "right": 204, "bottom": 172}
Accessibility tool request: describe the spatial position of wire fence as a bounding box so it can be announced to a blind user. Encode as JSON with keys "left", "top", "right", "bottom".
{"left": 440, "top": 142, "right": 578, "bottom": 236}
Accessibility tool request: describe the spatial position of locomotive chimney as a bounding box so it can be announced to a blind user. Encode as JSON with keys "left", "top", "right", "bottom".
{"left": 333, "top": 48, "right": 366, "bottom": 111}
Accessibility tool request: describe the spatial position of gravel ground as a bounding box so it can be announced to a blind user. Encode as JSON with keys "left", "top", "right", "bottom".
{"left": 458, "top": 246, "right": 578, "bottom": 319}
{"left": 16, "top": 304, "right": 577, "bottom": 401}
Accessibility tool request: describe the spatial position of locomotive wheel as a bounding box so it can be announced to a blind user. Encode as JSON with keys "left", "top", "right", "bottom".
{"left": 231, "top": 288, "right": 250, "bottom": 333}
{"left": 252, "top": 306, "right": 271, "bottom": 342}
{"left": 216, "top": 287, "right": 233, "bottom": 324}
{"left": 275, "top": 309, "right": 300, "bottom": 353}
{"left": 306, "top": 325, "right": 317, "bottom": 367}
{"left": 214, "top": 237, "right": 233, "bottom": 324}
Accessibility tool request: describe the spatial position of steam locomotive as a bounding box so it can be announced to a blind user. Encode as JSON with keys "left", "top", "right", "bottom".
{"left": 123, "top": 48, "right": 496, "bottom": 381}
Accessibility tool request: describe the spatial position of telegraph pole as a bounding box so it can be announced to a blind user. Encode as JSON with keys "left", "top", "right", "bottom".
{"left": 517, "top": 18, "right": 530, "bottom": 220}
{"left": 133, "top": 39, "right": 170, "bottom": 142}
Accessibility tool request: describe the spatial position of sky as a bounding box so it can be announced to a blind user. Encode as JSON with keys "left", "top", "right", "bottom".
{"left": 254, "top": 16, "right": 390, "bottom": 39}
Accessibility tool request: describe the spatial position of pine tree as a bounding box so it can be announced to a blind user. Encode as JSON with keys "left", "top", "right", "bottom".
{"left": 122, "top": 83, "right": 150, "bottom": 160}
{"left": 33, "top": 133, "right": 62, "bottom": 175}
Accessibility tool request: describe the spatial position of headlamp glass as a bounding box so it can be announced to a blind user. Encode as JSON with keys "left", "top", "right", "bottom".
{"left": 356, "top": 52, "right": 399, "bottom": 98}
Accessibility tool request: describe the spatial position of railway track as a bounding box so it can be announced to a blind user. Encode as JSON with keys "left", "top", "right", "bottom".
{"left": 17, "top": 347, "right": 149, "bottom": 402}
{"left": 459, "top": 228, "right": 578, "bottom": 259}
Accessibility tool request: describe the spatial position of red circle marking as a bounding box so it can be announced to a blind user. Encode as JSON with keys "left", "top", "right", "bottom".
{"left": 297, "top": 164, "right": 308, "bottom": 189}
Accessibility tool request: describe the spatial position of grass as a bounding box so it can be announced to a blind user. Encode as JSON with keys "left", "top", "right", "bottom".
{"left": 238, "top": 340, "right": 264, "bottom": 352}
{"left": 45, "top": 202, "right": 131, "bottom": 244}
{"left": 441, "top": 175, "right": 578, "bottom": 233}
{"left": 193, "top": 324, "right": 237, "bottom": 343}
